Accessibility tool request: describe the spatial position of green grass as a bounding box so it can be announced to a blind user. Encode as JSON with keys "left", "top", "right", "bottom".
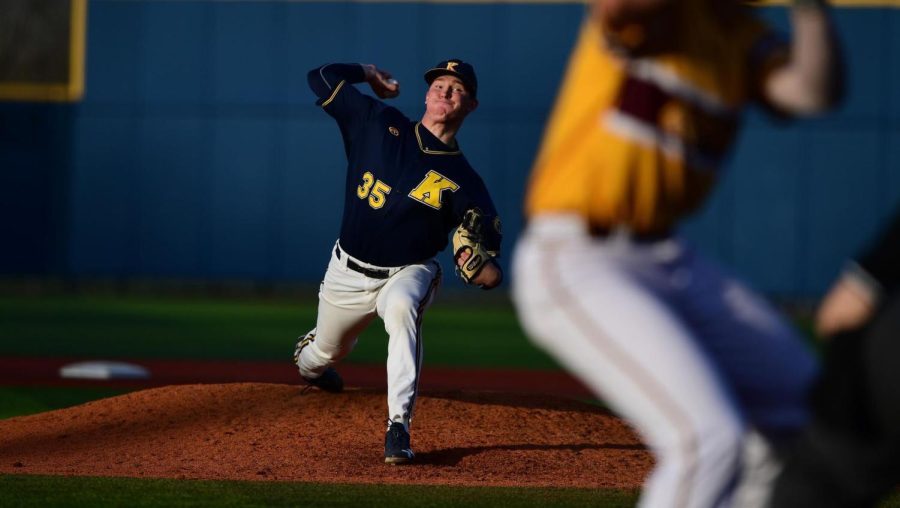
{"left": 0, "top": 293, "right": 560, "bottom": 421}
{"left": 3, "top": 475, "right": 898, "bottom": 508}
{"left": 0, "top": 294, "right": 558, "bottom": 369}
{"left": 2, "top": 294, "right": 899, "bottom": 507}
{"left": 0, "top": 386, "right": 130, "bottom": 419}
{"left": 0, "top": 475, "right": 639, "bottom": 508}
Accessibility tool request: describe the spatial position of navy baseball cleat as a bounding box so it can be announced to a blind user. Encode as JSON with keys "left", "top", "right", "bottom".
{"left": 302, "top": 367, "right": 344, "bottom": 393}
{"left": 384, "top": 421, "right": 414, "bottom": 464}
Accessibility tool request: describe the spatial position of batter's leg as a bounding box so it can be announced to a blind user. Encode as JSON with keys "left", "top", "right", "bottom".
{"left": 665, "top": 248, "right": 819, "bottom": 508}
{"left": 670, "top": 247, "right": 818, "bottom": 438}
{"left": 513, "top": 236, "right": 744, "bottom": 508}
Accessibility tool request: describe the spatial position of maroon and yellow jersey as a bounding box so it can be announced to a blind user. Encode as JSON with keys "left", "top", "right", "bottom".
{"left": 525, "top": 1, "right": 787, "bottom": 234}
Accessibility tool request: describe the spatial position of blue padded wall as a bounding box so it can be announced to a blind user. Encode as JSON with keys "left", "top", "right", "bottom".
{"left": 0, "top": 1, "right": 896, "bottom": 299}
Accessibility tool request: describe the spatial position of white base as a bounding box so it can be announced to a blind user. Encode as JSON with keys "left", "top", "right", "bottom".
{"left": 59, "top": 361, "right": 150, "bottom": 380}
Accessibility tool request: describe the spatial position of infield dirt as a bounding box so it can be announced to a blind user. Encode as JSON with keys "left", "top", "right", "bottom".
{"left": 0, "top": 383, "right": 650, "bottom": 488}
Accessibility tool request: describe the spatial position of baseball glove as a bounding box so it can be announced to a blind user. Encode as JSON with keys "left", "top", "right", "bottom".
{"left": 452, "top": 208, "right": 497, "bottom": 285}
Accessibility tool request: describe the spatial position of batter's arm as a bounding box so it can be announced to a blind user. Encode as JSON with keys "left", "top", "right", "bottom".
{"left": 762, "top": 0, "right": 843, "bottom": 114}
{"left": 589, "top": 0, "right": 677, "bottom": 55}
{"left": 815, "top": 266, "right": 878, "bottom": 338}
{"left": 816, "top": 209, "right": 900, "bottom": 337}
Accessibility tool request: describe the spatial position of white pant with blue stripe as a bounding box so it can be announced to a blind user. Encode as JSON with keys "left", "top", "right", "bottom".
{"left": 512, "top": 214, "right": 817, "bottom": 508}
{"left": 296, "top": 241, "right": 441, "bottom": 428}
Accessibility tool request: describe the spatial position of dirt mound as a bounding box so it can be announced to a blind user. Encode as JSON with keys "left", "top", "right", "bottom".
{"left": 0, "top": 383, "right": 650, "bottom": 488}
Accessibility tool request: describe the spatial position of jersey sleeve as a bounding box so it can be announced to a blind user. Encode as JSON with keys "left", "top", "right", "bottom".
{"left": 307, "top": 63, "right": 382, "bottom": 137}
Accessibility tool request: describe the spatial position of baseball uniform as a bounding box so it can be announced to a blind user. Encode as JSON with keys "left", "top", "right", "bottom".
{"left": 297, "top": 62, "right": 501, "bottom": 462}
{"left": 512, "top": 3, "right": 831, "bottom": 506}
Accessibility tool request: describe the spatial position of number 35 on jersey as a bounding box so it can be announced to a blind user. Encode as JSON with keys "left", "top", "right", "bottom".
{"left": 357, "top": 171, "right": 392, "bottom": 209}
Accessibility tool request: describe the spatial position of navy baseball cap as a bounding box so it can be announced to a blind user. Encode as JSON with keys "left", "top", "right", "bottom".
{"left": 423, "top": 59, "right": 478, "bottom": 98}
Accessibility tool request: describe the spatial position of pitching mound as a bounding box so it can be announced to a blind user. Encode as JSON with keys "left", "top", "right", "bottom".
{"left": 0, "top": 383, "right": 650, "bottom": 488}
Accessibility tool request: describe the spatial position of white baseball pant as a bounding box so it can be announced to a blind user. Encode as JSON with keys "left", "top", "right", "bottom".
{"left": 296, "top": 241, "right": 442, "bottom": 428}
{"left": 512, "top": 214, "right": 817, "bottom": 508}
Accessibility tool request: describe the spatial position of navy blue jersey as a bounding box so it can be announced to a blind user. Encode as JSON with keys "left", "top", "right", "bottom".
{"left": 308, "top": 63, "right": 502, "bottom": 267}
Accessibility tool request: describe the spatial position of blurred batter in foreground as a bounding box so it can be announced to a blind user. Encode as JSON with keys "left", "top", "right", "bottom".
{"left": 512, "top": 0, "right": 842, "bottom": 506}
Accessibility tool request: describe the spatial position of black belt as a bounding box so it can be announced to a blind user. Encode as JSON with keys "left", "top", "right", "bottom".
{"left": 334, "top": 246, "right": 391, "bottom": 279}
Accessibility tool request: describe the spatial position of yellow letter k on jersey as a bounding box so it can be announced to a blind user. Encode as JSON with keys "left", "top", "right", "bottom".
{"left": 408, "top": 170, "right": 459, "bottom": 209}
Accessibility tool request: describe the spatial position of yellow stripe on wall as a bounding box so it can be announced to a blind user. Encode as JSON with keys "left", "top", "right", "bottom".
{"left": 338, "top": 0, "right": 893, "bottom": 3}
{"left": 0, "top": 0, "right": 88, "bottom": 102}
{"left": 68, "top": 0, "right": 88, "bottom": 101}
{"left": 290, "top": 0, "right": 896, "bottom": 5}
{"left": 0, "top": 83, "right": 77, "bottom": 102}
{"left": 120, "top": 0, "right": 900, "bottom": 5}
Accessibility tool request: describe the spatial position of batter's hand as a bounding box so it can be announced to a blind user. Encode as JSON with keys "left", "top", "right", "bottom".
{"left": 592, "top": 0, "right": 676, "bottom": 55}
{"left": 362, "top": 64, "right": 400, "bottom": 99}
{"left": 815, "top": 272, "right": 877, "bottom": 338}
